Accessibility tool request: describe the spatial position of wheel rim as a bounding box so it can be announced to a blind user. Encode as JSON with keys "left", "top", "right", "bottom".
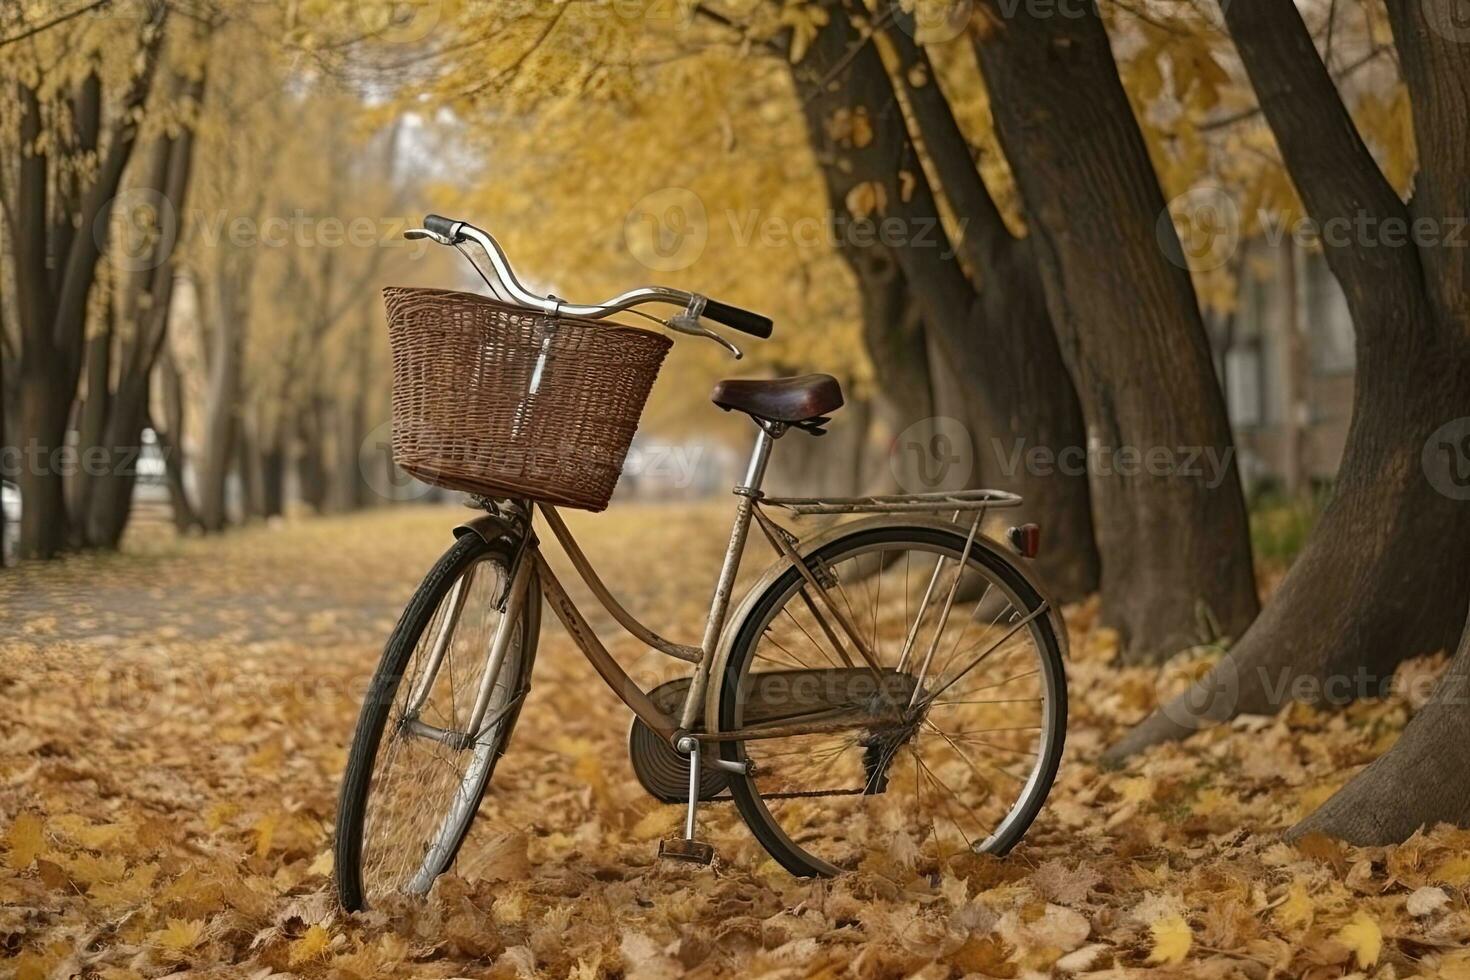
{"left": 728, "top": 535, "right": 1061, "bottom": 875}
{"left": 357, "top": 554, "right": 525, "bottom": 906}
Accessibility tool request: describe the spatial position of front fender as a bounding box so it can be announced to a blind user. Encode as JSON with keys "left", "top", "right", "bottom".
{"left": 453, "top": 511, "right": 520, "bottom": 547}
{"left": 702, "top": 514, "right": 1069, "bottom": 729}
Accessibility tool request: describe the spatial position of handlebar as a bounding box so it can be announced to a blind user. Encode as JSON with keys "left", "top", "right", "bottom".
{"left": 411, "top": 213, "right": 773, "bottom": 356}
{"left": 703, "top": 297, "right": 774, "bottom": 339}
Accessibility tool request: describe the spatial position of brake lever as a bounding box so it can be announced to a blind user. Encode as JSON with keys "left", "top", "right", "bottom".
{"left": 405, "top": 228, "right": 455, "bottom": 245}
{"left": 668, "top": 311, "right": 743, "bottom": 359}
{"left": 698, "top": 325, "right": 744, "bottom": 359}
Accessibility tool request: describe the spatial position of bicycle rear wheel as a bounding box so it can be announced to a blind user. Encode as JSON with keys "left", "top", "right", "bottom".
{"left": 335, "top": 531, "right": 539, "bottom": 911}
{"left": 716, "top": 525, "right": 1066, "bottom": 877}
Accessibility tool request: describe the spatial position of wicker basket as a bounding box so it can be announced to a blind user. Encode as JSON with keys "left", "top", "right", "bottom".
{"left": 384, "top": 287, "right": 672, "bottom": 511}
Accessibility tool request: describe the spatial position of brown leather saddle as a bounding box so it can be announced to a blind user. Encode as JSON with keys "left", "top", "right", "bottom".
{"left": 710, "top": 374, "right": 844, "bottom": 431}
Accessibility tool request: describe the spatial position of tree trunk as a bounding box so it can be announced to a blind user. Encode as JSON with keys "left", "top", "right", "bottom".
{"left": 837, "top": 241, "right": 942, "bottom": 498}
{"left": 1278, "top": 242, "right": 1306, "bottom": 496}
{"left": 1106, "top": 0, "right": 1470, "bottom": 760}
{"left": 15, "top": 375, "right": 70, "bottom": 560}
{"left": 331, "top": 324, "right": 373, "bottom": 513}
{"left": 331, "top": 398, "right": 367, "bottom": 512}
{"left": 81, "top": 69, "right": 203, "bottom": 550}
{"left": 235, "top": 416, "right": 262, "bottom": 520}
{"left": 971, "top": 0, "right": 1258, "bottom": 658}
{"left": 789, "top": 5, "right": 1101, "bottom": 602}
{"left": 850, "top": 248, "right": 933, "bottom": 443}
{"left": 12, "top": 81, "right": 69, "bottom": 561}
{"left": 296, "top": 402, "right": 328, "bottom": 513}
{"left": 69, "top": 316, "right": 114, "bottom": 544}
{"left": 970, "top": 239, "right": 1100, "bottom": 601}
{"left": 197, "top": 290, "right": 240, "bottom": 533}
{"left": 877, "top": 16, "right": 1098, "bottom": 601}
{"left": 84, "top": 376, "right": 152, "bottom": 549}
{"left": 154, "top": 350, "right": 200, "bottom": 533}
{"left": 1291, "top": 600, "right": 1470, "bottom": 844}
{"left": 6, "top": 10, "right": 169, "bottom": 559}
{"left": 258, "top": 414, "right": 287, "bottom": 519}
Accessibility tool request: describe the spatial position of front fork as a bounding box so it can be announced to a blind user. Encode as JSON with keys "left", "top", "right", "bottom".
{"left": 401, "top": 535, "right": 535, "bottom": 751}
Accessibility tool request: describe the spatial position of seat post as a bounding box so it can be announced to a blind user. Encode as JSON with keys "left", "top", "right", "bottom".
{"left": 674, "top": 419, "right": 784, "bottom": 734}
{"left": 738, "top": 422, "right": 782, "bottom": 497}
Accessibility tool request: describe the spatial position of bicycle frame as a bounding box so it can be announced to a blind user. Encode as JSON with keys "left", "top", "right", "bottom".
{"left": 429, "top": 424, "right": 1041, "bottom": 753}
{"left": 529, "top": 423, "right": 779, "bottom": 743}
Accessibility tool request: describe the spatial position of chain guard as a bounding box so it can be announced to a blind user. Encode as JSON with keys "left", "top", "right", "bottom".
{"left": 629, "top": 669, "right": 920, "bottom": 804}
{"left": 628, "top": 678, "right": 729, "bottom": 803}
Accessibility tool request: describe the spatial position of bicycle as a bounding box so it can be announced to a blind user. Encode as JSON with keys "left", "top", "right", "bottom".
{"left": 334, "top": 214, "right": 1069, "bottom": 911}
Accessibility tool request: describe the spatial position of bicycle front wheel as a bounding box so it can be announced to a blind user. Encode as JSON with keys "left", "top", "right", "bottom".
{"left": 335, "top": 531, "right": 539, "bottom": 911}
{"left": 716, "top": 525, "right": 1066, "bottom": 877}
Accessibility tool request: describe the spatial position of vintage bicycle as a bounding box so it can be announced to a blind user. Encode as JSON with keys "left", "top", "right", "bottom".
{"left": 333, "top": 214, "right": 1068, "bottom": 911}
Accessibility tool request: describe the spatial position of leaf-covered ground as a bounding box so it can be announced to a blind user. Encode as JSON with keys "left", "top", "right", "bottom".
{"left": 3, "top": 503, "right": 1469, "bottom": 978}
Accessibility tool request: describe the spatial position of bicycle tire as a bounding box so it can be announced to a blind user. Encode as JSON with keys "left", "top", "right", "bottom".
{"left": 335, "top": 531, "right": 540, "bottom": 910}
{"left": 715, "top": 525, "right": 1067, "bottom": 877}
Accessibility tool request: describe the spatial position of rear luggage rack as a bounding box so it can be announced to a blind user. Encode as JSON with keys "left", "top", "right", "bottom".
{"left": 759, "top": 488, "right": 1023, "bottom": 515}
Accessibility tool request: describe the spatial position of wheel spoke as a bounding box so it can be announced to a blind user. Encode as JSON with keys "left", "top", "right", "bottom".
{"left": 340, "top": 542, "right": 532, "bottom": 909}
{"left": 728, "top": 533, "right": 1063, "bottom": 874}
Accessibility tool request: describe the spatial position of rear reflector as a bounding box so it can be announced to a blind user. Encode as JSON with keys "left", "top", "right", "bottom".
{"left": 1008, "top": 523, "right": 1041, "bottom": 558}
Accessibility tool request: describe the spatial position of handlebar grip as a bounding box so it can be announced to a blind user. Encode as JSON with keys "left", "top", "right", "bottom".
{"left": 703, "top": 298, "right": 773, "bottom": 339}
{"left": 424, "top": 214, "right": 462, "bottom": 242}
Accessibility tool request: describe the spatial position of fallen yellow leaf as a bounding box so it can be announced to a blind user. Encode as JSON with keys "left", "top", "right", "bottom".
{"left": 153, "top": 917, "right": 205, "bottom": 951}
{"left": 289, "top": 923, "right": 332, "bottom": 964}
{"left": 1147, "top": 913, "right": 1192, "bottom": 965}
{"left": 1274, "top": 880, "right": 1314, "bottom": 930}
{"left": 1433, "top": 854, "right": 1470, "bottom": 886}
{"left": 5, "top": 813, "right": 45, "bottom": 869}
{"left": 1335, "top": 911, "right": 1382, "bottom": 969}
{"left": 306, "top": 850, "right": 334, "bottom": 877}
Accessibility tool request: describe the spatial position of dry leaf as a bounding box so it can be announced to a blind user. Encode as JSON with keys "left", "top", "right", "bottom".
{"left": 288, "top": 923, "right": 332, "bottom": 965}
{"left": 153, "top": 917, "right": 206, "bottom": 951}
{"left": 1335, "top": 911, "right": 1382, "bottom": 968}
{"left": 1407, "top": 885, "right": 1450, "bottom": 917}
{"left": 5, "top": 812, "right": 45, "bottom": 869}
{"left": 1147, "top": 913, "right": 1192, "bottom": 965}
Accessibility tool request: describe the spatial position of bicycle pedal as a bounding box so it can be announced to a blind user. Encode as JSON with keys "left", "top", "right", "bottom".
{"left": 658, "top": 838, "right": 715, "bottom": 865}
